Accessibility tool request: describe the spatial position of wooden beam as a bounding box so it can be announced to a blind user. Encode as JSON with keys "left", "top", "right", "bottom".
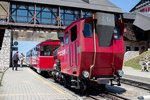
{"left": 34, "top": 4, "right": 36, "bottom": 25}
{"left": 7, "top": 2, "right": 10, "bottom": 24}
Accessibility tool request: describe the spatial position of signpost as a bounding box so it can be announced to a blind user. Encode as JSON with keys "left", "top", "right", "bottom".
{"left": 12, "top": 46, "right": 18, "bottom": 51}
{"left": 13, "top": 41, "right": 18, "bottom": 46}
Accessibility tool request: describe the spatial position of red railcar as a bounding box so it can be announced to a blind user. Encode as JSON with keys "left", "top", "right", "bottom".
{"left": 52, "top": 14, "right": 125, "bottom": 91}
{"left": 26, "top": 40, "right": 60, "bottom": 73}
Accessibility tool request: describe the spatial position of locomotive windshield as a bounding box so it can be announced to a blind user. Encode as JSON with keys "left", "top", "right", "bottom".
{"left": 65, "top": 31, "right": 69, "bottom": 45}
{"left": 114, "top": 26, "right": 121, "bottom": 40}
{"left": 41, "top": 45, "right": 52, "bottom": 56}
{"left": 83, "top": 23, "right": 93, "bottom": 37}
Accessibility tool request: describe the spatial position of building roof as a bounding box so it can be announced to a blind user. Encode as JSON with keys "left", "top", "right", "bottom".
{"left": 130, "top": 0, "right": 150, "bottom": 12}
{"left": 9, "top": 0, "right": 122, "bottom": 13}
{"left": 122, "top": 12, "right": 150, "bottom": 31}
{"left": 122, "top": 13, "right": 136, "bottom": 20}
{"left": 133, "top": 12, "right": 150, "bottom": 31}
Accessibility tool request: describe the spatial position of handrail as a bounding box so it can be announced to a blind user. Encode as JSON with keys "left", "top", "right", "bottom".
{"left": 89, "top": 22, "right": 96, "bottom": 79}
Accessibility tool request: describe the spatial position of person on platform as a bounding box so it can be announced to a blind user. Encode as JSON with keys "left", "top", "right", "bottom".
{"left": 140, "top": 60, "right": 149, "bottom": 72}
{"left": 12, "top": 51, "right": 19, "bottom": 70}
{"left": 144, "top": 60, "right": 149, "bottom": 72}
{"left": 20, "top": 52, "right": 25, "bottom": 68}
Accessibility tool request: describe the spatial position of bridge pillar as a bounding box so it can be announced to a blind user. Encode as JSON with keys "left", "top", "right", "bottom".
{"left": 0, "top": 29, "right": 12, "bottom": 70}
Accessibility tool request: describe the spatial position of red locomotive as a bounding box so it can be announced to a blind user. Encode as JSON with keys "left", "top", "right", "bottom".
{"left": 26, "top": 40, "right": 60, "bottom": 73}
{"left": 52, "top": 13, "right": 125, "bottom": 91}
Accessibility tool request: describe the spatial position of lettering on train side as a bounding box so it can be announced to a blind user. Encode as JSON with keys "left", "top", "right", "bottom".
{"left": 58, "top": 49, "right": 66, "bottom": 56}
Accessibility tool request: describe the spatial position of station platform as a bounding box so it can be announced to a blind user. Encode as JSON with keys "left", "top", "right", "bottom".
{"left": 0, "top": 67, "right": 81, "bottom": 100}
{"left": 123, "top": 66, "right": 150, "bottom": 84}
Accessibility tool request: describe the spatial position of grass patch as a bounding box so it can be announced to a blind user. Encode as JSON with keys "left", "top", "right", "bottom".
{"left": 124, "top": 50, "right": 150, "bottom": 70}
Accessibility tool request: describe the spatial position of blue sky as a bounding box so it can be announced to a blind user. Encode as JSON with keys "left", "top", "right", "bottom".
{"left": 15, "top": 0, "right": 141, "bottom": 56}
{"left": 13, "top": 41, "right": 40, "bottom": 55}
{"left": 109, "top": 0, "right": 140, "bottom": 12}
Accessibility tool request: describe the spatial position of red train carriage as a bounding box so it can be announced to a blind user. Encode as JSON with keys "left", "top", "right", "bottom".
{"left": 52, "top": 13, "right": 125, "bottom": 91}
{"left": 26, "top": 40, "right": 60, "bottom": 73}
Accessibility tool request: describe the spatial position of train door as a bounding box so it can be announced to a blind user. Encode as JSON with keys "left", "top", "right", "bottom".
{"left": 64, "top": 31, "right": 70, "bottom": 69}
{"left": 70, "top": 25, "right": 78, "bottom": 69}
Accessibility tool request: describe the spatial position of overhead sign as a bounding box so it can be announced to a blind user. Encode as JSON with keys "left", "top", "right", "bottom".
{"left": 13, "top": 41, "right": 18, "bottom": 46}
{"left": 12, "top": 46, "right": 18, "bottom": 51}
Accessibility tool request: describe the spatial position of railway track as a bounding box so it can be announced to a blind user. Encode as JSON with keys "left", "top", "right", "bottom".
{"left": 40, "top": 70, "right": 150, "bottom": 100}
{"left": 83, "top": 76, "right": 150, "bottom": 100}
{"left": 40, "top": 72, "right": 129, "bottom": 100}
{"left": 120, "top": 78, "right": 150, "bottom": 91}
{"left": 82, "top": 85, "right": 130, "bottom": 100}
{"left": 84, "top": 91, "right": 130, "bottom": 100}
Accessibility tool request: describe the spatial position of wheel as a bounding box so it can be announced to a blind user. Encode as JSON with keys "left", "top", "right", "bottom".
{"left": 47, "top": 71, "right": 52, "bottom": 77}
{"left": 80, "top": 81, "right": 87, "bottom": 94}
{"left": 53, "top": 75, "right": 57, "bottom": 82}
{"left": 99, "top": 84, "right": 106, "bottom": 92}
{"left": 62, "top": 75, "right": 67, "bottom": 88}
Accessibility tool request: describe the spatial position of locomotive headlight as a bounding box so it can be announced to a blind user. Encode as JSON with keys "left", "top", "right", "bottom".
{"left": 82, "top": 70, "right": 89, "bottom": 78}
{"left": 54, "top": 64, "right": 57, "bottom": 69}
{"left": 117, "top": 70, "right": 124, "bottom": 77}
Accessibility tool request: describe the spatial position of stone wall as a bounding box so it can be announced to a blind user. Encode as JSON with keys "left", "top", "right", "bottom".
{"left": 124, "top": 51, "right": 139, "bottom": 62}
{"left": 0, "top": 29, "right": 12, "bottom": 69}
{"left": 13, "top": 30, "right": 59, "bottom": 42}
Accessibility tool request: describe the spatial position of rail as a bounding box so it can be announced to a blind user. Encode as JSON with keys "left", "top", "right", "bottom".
{"left": 120, "top": 78, "right": 150, "bottom": 91}
{"left": 83, "top": 86, "right": 130, "bottom": 100}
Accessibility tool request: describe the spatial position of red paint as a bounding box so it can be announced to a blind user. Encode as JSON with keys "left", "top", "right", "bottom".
{"left": 56, "top": 18, "right": 125, "bottom": 78}
{"left": 26, "top": 40, "right": 60, "bottom": 71}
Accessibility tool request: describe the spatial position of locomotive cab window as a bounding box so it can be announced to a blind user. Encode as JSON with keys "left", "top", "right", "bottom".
{"left": 36, "top": 46, "right": 39, "bottom": 56}
{"left": 53, "top": 45, "right": 60, "bottom": 55}
{"left": 71, "top": 25, "right": 77, "bottom": 42}
{"left": 65, "top": 31, "right": 69, "bottom": 45}
{"left": 114, "top": 26, "right": 121, "bottom": 40}
{"left": 41, "top": 45, "right": 52, "bottom": 56}
{"left": 83, "top": 23, "right": 93, "bottom": 37}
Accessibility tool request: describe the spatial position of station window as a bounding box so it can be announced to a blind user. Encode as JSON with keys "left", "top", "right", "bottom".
{"left": 10, "top": 3, "right": 57, "bottom": 25}
{"left": 83, "top": 23, "right": 93, "bottom": 37}
{"left": 71, "top": 25, "right": 77, "bottom": 42}
{"left": 60, "top": 9, "right": 80, "bottom": 26}
{"left": 65, "top": 31, "right": 69, "bottom": 45}
{"left": 135, "top": 47, "right": 139, "bottom": 51}
{"left": 126, "top": 46, "right": 131, "bottom": 51}
{"left": 82, "top": 11, "right": 92, "bottom": 18}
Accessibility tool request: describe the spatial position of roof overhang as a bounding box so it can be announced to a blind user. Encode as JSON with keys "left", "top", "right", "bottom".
{"left": 133, "top": 13, "right": 150, "bottom": 31}
{"left": 9, "top": 0, "right": 122, "bottom": 13}
{"left": 122, "top": 13, "right": 136, "bottom": 20}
